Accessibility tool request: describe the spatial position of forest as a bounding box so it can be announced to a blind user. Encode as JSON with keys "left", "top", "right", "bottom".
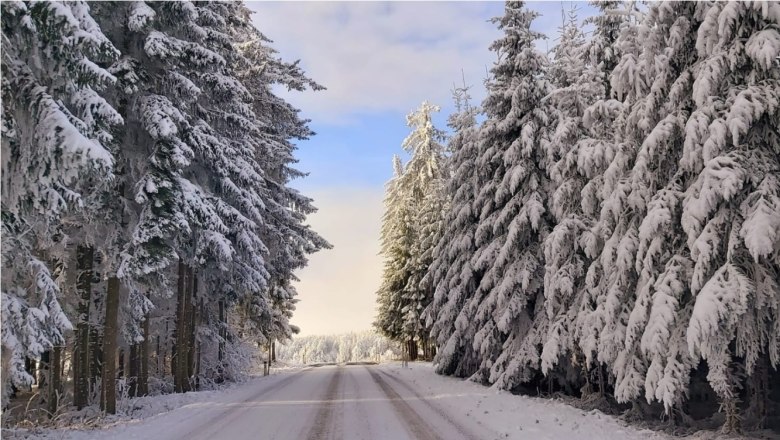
{"left": 2, "top": 0, "right": 780, "bottom": 438}
{"left": 1, "top": 0, "right": 328, "bottom": 419}
{"left": 275, "top": 331, "right": 401, "bottom": 365}
{"left": 375, "top": 1, "right": 780, "bottom": 434}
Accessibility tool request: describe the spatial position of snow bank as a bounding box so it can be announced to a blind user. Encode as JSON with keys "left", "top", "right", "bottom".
{"left": 378, "top": 362, "right": 668, "bottom": 440}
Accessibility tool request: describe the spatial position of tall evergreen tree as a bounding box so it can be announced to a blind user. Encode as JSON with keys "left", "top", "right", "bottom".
{"left": 234, "top": 15, "right": 330, "bottom": 341}
{"left": 469, "top": 1, "right": 552, "bottom": 389}
{"left": 540, "top": 6, "right": 600, "bottom": 379}
{"left": 376, "top": 102, "right": 446, "bottom": 357}
{"left": 1, "top": 0, "right": 121, "bottom": 390}
{"left": 398, "top": 102, "right": 446, "bottom": 352}
{"left": 571, "top": 1, "right": 628, "bottom": 382}
{"left": 678, "top": 2, "right": 780, "bottom": 431}
{"left": 425, "top": 84, "right": 481, "bottom": 376}
{"left": 376, "top": 156, "right": 411, "bottom": 343}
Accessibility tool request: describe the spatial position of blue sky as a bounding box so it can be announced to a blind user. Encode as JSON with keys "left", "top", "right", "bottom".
{"left": 246, "top": 1, "right": 597, "bottom": 336}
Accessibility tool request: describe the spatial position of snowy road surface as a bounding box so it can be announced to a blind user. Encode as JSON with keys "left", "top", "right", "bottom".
{"left": 51, "top": 363, "right": 667, "bottom": 440}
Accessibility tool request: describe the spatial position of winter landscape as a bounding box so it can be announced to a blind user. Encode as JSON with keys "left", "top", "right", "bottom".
{"left": 2, "top": 1, "right": 779, "bottom": 439}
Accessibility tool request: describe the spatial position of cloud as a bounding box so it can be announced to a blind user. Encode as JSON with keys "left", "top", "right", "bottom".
{"left": 290, "top": 187, "right": 384, "bottom": 336}
{"left": 248, "top": 2, "right": 503, "bottom": 124}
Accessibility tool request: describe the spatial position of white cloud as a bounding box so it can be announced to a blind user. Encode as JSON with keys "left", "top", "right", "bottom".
{"left": 290, "top": 187, "right": 384, "bottom": 336}
{"left": 247, "top": 2, "right": 502, "bottom": 123}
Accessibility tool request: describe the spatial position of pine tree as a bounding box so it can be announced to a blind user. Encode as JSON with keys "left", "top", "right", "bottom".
{"left": 680, "top": 2, "right": 780, "bottom": 431}
{"left": 376, "top": 102, "right": 447, "bottom": 356}
{"left": 575, "top": 1, "right": 649, "bottom": 403}
{"left": 376, "top": 155, "right": 410, "bottom": 342}
{"left": 398, "top": 102, "right": 447, "bottom": 353}
{"left": 1, "top": 0, "right": 121, "bottom": 391}
{"left": 235, "top": 15, "right": 330, "bottom": 344}
{"left": 540, "top": 5, "right": 600, "bottom": 380}
{"left": 424, "top": 84, "right": 481, "bottom": 376}
{"left": 469, "top": 1, "right": 552, "bottom": 389}
{"left": 1, "top": 0, "right": 328, "bottom": 412}
{"left": 571, "top": 3, "right": 628, "bottom": 394}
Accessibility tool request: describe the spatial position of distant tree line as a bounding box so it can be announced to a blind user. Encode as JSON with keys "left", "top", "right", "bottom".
{"left": 276, "top": 331, "right": 401, "bottom": 365}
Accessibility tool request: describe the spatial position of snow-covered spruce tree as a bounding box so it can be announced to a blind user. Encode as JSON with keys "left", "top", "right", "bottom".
{"left": 466, "top": 1, "right": 552, "bottom": 389}
{"left": 89, "top": 1, "right": 328, "bottom": 394}
{"left": 415, "top": 167, "right": 448, "bottom": 362}
{"left": 376, "top": 156, "right": 412, "bottom": 344}
{"left": 581, "top": 2, "right": 709, "bottom": 413}
{"left": 539, "top": 6, "right": 603, "bottom": 391}
{"left": 680, "top": 1, "right": 780, "bottom": 431}
{"left": 91, "top": 1, "right": 237, "bottom": 395}
{"left": 569, "top": 2, "right": 628, "bottom": 398}
{"left": 1, "top": 0, "right": 121, "bottom": 395}
{"left": 608, "top": 2, "right": 709, "bottom": 419}
{"left": 622, "top": 2, "right": 712, "bottom": 411}
{"left": 232, "top": 11, "right": 330, "bottom": 348}
{"left": 161, "top": 2, "right": 276, "bottom": 382}
{"left": 424, "top": 84, "right": 482, "bottom": 376}
{"left": 572, "top": 1, "right": 650, "bottom": 405}
{"left": 398, "top": 102, "right": 447, "bottom": 359}
{"left": 581, "top": 1, "right": 625, "bottom": 100}
{"left": 376, "top": 102, "right": 447, "bottom": 360}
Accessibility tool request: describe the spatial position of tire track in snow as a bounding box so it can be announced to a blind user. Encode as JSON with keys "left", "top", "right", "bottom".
{"left": 345, "top": 365, "right": 374, "bottom": 439}
{"left": 181, "top": 368, "right": 311, "bottom": 440}
{"left": 306, "top": 366, "right": 343, "bottom": 440}
{"left": 366, "top": 367, "right": 443, "bottom": 440}
{"left": 377, "top": 369, "right": 484, "bottom": 440}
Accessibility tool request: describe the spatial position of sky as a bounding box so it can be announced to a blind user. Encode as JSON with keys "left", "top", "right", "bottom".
{"left": 246, "top": 1, "right": 597, "bottom": 336}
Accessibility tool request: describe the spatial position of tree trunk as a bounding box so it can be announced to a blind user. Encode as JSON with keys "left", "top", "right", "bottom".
{"left": 128, "top": 343, "right": 139, "bottom": 397}
{"left": 37, "top": 351, "right": 49, "bottom": 391}
{"left": 597, "top": 363, "right": 606, "bottom": 397}
{"left": 101, "top": 277, "right": 119, "bottom": 414}
{"left": 582, "top": 364, "right": 592, "bottom": 396}
{"left": 117, "top": 348, "right": 125, "bottom": 379}
{"left": 745, "top": 356, "right": 768, "bottom": 430}
{"left": 166, "top": 318, "right": 173, "bottom": 378}
{"left": 156, "top": 334, "right": 161, "bottom": 377}
{"left": 265, "top": 341, "right": 272, "bottom": 376}
{"left": 187, "top": 268, "right": 197, "bottom": 381}
{"left": 72, "top": 344, "right": 79, "bottom": 405}
{"left": 174, "top": 260, "right": 185, "bottom": 392}
{"left": 139, "top": 312, "right": 150, "bottom": 396}
{"left": 48, "top": 346, "right": 62, "bottom": 417}
{"left": 90, "top": 328, "right": 102, "bottom": 399}
{"left": 218, "top": 300, "right": 225, "bottom": 371}
{"left": 721, "top": 393, "right": 742, "bottom": 434}
{"left": 195, "top": 296, "right": 204, "bottom": 390}
{"left": 174, "top": 260, "right": 191, "bottom": 393}
{"left": 24, "top": 357, "right": 33, "bottom": 385}
{"left": 74, "top": 245, "right": 93, "bottom": 409}
{"left": 407, "top": 340, "right": 418, "bottom": 362}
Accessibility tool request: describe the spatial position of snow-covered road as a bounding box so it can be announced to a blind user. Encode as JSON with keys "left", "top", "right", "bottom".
{"left": 44, "top": 363, "right": 668, "bottom": 440}
{"left": 69, "top": 365, "right": 487, "bottom": 440}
